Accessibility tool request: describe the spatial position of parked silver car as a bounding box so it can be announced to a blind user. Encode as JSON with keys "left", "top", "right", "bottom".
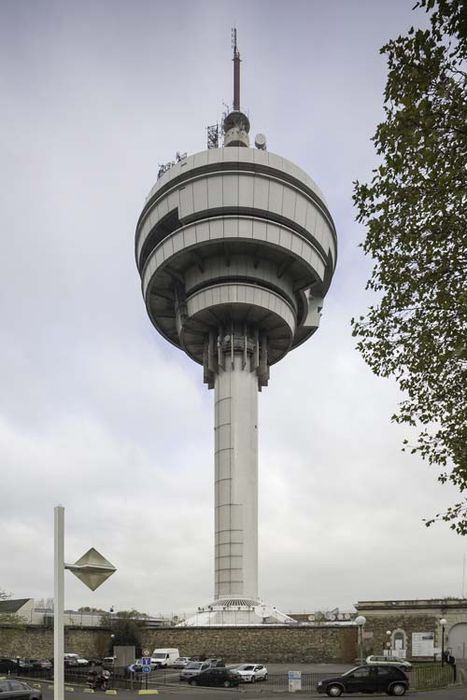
{"left": 180, "top": 661, "right": 210, "bottom": 680}
{"left": 365, "top": 655, "right": 412, "bottom": 669}
{"left": 234, "top": 663, "right": 268, "bottom": 682}
{"left": 0, "top": 680, "right": 42, "bottom": 700}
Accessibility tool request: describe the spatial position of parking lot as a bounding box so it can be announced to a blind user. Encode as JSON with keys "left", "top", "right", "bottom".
{"left": 4, "top": 659, "right": 463, "bottom": 698}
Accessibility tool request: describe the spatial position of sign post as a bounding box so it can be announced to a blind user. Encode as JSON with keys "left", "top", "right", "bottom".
{"left": 142, "top": 657, "right": 152, "bottom": 689}
{"left": 288, "top": 670, "right": 301, "bottom": 692}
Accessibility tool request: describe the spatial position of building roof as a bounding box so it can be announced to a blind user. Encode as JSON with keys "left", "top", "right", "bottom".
{"left": 0, "top": 598, "right": 31, "bottom": 613}
{"left": 356, "top": 598, "right": 467, "bottom": 611}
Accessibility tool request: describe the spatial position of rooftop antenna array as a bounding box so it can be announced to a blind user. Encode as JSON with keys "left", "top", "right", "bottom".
{"left": 205, "top": 28, "right": 241, "bottom": 149}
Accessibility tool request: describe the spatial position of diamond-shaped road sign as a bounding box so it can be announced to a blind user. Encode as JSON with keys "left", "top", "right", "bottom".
{"left": 65, "top": 547, "right": 116, "bottom": 591}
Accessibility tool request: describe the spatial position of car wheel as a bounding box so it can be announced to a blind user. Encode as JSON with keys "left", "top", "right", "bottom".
{"left": 264, "top": 673, "right": 268, "bottom": 681}
{"left": 390, "top": 683, "right": 406, "bottom": 696}
{"left": 223, "top": 680, "right": 232, "bottom": 687}
{"left": 190, "top": 679, "right": 197, "bottom": 686}
{"left": 326, "top": 685, "right": 343, "bottom": 697}
{"left": 251, "top": 676, "right": 256, "bottom": 683}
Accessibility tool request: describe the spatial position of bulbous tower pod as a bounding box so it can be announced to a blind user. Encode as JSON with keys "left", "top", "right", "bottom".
{"left": 135, "top": 36, "right": 337, "bottom": 624}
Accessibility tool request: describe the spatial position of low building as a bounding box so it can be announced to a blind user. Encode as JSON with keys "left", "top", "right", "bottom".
{"left": 0, "top": 598, "right": 34, "bottom": 622}
{"left": 0, "top": 599, "right": 171, "bottom": 628}
{"left": 356, "top": 598, "right": 467, "bottom": 661}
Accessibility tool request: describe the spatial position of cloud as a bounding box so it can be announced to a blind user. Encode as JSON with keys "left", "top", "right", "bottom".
{"left": 0, "top": 0, "right": 464, "bottom": 618}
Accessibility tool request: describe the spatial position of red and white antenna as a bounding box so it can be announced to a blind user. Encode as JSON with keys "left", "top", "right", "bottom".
{"left": 231, "top": 27, "right": 241, "bottom": 111}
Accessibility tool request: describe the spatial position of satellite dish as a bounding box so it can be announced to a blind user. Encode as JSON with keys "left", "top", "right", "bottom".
{"left": 255, "top": 133, "right": 267, "bottom": 150}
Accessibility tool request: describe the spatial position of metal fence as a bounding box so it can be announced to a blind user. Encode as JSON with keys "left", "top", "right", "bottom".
{"left": 413, "top": 663, "right": 457, "bottom": 689}
{"left": 108, "top": 670, "right": 333, "bottom": 692}
{"left": 12, "top": 662, "right": 460, "bottom": 693}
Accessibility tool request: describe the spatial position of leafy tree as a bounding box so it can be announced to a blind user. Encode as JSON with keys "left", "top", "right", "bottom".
{"left": 100, "top": 610, "right": 148, "bottom": 652}
{"left": 352, "top": 0, "right": 467, "bottom": 531}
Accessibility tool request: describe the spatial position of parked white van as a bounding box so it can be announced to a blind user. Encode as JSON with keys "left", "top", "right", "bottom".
{"left": 151, "top": 648, "right": 179, "bottom": 668}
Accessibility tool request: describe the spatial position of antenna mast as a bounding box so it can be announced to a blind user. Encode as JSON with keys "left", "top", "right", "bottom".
{"left": 232, "top": 27, "right": 240, "bottom": 111}
{"left": 223, "top": 28, "right": 250, "bottom": 147}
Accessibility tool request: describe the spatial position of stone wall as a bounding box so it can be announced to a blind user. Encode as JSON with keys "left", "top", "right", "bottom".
{"left": 0, "top": 625, "right": 110, "bottom": 659}
{"left": 2, "top": 602, "right": 464, "bottom": 663}
{"left": 1, "top": 617, "right": 452, "bottom": 663}
{"left": 0, "top": 625, "right": 357, "bottom": 663}
{"left": 141, "top": 626, "right": 357, "bottom": 663}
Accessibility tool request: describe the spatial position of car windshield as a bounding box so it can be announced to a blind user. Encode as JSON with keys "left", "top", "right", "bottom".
{"left": 187, "top": 662, "right": 202, "bottom": 669}
{"left": 152, "top": 654, "right": 166, "bottom": 659}
{"left": 238, "top": 665, "right": 255, "bottom": 670}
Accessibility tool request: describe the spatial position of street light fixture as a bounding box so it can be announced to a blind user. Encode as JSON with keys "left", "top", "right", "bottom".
{"left": 439, "top": 618, "right": 447, "bottom": 666}
{"left": 385, "top": 630, "right": 392, "bottom": 657}
{"left": 355, "top": 616, "right": 367, "bottom": 663}
{"left": 109, "top": 607, "right": 116, "bottom": 654}
{"left": 54, "top": 506, "right": 116, "bottom": 700}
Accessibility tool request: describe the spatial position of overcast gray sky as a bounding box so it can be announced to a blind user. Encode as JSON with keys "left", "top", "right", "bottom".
{"left": 1, "top": 0, "right": 464, "bottom": 619}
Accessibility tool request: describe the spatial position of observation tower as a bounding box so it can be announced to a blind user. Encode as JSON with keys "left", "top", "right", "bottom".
{"left": 135, "top": 32, "right": 337, "bottom": 625}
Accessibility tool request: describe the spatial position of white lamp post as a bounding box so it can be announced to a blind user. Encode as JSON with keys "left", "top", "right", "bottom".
{"left": 355, "top": 615, "right": 367, "bottom": 663}
{"left": 54, "top": 506, "right": 116, "bottom": 700}
{"left": 386, "top": 630, "right": 392, "bottom": 657}
{"left": 439, "top": 618, "right": 447, "bottom": 666}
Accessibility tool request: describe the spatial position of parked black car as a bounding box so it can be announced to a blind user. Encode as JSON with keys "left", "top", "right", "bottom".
{"left": 317, "top": 665, "right": 409, "bottom": 696}
{"left": 25, "top": 660, "right": 52, "bottom": 671}
{"left": 0, "top": 659, "right": 18, "bottom": 674}
{"left": 0, "top": 679, "right": 42, "bottom": 700}
{"left": 188, "top": 668, "right": 240, "bottom": 688}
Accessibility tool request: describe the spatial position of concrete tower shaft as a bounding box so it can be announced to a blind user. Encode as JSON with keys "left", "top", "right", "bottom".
{"left": 215, "top": 352, "right": 258, "bottom": 600}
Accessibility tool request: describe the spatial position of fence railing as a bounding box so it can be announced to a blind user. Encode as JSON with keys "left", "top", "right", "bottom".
{"left": 12, "top": 662, "right": 461, "bottom": 693}
{"left": 413, "top": 663, "right": 457, "bottom": 689}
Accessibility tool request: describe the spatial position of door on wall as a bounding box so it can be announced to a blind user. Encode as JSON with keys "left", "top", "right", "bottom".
{"left": 448, "top": 623, "right": 467, "bottom": 660}
{"left": 393, "top": 631, "right": 407, "bottom": 658}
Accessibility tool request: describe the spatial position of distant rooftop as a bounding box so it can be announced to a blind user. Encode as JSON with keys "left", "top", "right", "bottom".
{"left": 0, "top": 598, "right": 31, "bottom": 613}
{"left": 357, "top": 598, "right": 467, "bottom": 610}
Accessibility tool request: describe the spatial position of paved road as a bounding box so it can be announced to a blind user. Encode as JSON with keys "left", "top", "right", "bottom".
{"left": 32, "top": 679, "right": 466, "bottom": 700}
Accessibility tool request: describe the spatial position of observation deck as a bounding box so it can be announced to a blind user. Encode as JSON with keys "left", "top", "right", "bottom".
{"left": 135, "top": 146, "right": 337, "bottom": 389}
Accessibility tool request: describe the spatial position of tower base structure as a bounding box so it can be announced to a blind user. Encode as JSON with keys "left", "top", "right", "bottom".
{"left": 177, "top": 597, "right": 297, "bottom": 626}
